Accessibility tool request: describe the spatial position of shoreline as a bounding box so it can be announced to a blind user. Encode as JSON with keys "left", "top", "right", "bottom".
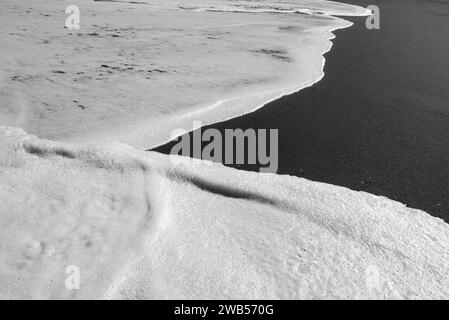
{"left": 1, "top": 1, "right": 449, "bottom": 299}
{"left": 0, "top": 0, "right": 369, "bottom": 151}
{"left": 70, "top": 14, "right": 362, "bottom": 150}
{"left": 154, "top": 0, "right": 449, "bottom": 222}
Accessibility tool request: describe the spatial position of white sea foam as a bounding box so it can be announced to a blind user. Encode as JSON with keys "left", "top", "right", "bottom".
{"left": 182, "top": 0, "right": 372, "bottom": 16}
{"left": 0, "top": 0, "right": 370, "bottom": 149}
{"left": 0, "top": 126, "right": 448, "bottom": 299}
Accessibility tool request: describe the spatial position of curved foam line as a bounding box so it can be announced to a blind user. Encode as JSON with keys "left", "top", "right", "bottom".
{"left": 144, "top": 21, "right": 354, "bottom": 150}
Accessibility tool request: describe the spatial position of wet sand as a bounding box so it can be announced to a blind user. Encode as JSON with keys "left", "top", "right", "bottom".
{"left": 154, "top": 0, "right": 449, "bottom": 222}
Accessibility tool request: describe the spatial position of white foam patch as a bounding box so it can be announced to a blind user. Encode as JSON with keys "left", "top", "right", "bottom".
{"left": 0, "top": 0, "right": 370, "bottom": 149}
{"left": 182, "top": 0, "right": 372, "bottom": 16}
{"left": 0, "top": 126, "right": 448, "bottom": 299}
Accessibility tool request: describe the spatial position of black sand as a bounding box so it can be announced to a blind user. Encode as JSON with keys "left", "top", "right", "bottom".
{"left": 154, "top": 0, "right": 449, "bottom": 222}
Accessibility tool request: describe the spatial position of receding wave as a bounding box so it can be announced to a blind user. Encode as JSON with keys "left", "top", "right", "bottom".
{"left": 0, "top": 0, "right": 370, "bottom": 149}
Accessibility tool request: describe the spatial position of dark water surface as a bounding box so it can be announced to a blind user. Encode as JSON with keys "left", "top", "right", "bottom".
{"left": 154, "top": 0, "right": 449, "bottom": 222}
